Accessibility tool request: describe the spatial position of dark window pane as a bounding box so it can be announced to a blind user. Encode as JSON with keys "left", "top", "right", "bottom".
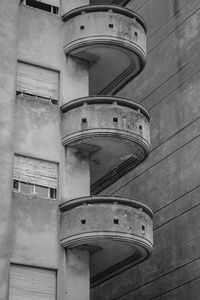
{"left": 13, "top": 180, "right": 19, "bottom": 191}
{"left": 50, "top": 188, "right": 57, "bottom": 199}
{"left": 26, "top": 0, "right": 51, "bottom": 12}
{"left": 53, "top": 6, "right": 59, "bottom": 14}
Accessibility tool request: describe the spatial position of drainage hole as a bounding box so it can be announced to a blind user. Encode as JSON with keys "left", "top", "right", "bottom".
{"left": 113, "top": 117, "right": 118, "bottom": 123}
{"left": 81, "top": 219, "right": 86, "bottom": 224}
{"left": 139, "top": 125, "right": 142, "bottom": 130}
{"left": 82, "top": 118, "right": 87, "bottom": 123}
{"left": 80, "top": 25, "right": 85, "bottom": 30}
{"left": 135, "top": 31, "right": 138, "bottom": 37}
{"left": 114, "top": 219, "right": 119, "bottom": 224}
{"left": 142, "top": 225, "right": 145, "bottom": 231}
{"left": 109, "top": 24, "right": 114, "bottom": 28}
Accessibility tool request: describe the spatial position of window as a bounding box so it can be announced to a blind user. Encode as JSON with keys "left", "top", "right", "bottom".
{"left": 35, "top": 184, "right": 49, "bottom": 198}
{"left": 16, "top": 62, "right": 59, "bottom": 104}
{"left": 13, "top": 180, "right": 19, "bottom": 191}
{"left": 13, "top": 180, "right": 57, "bottom": 199}
{"left": 13, "top": 155, "right": 58, "bottom": 199}
{"left": 21, "top": 0, "right": 59, "bottom": 15}
{"left": 20, "top": 181, "right": 33, "bottom": 194}
{"left": 9, "top": 264, "right": 56, "bottom": 300}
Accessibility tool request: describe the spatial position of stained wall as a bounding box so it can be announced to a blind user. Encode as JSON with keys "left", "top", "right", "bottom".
{"left": 91, "top": 0, "right": 200, "bottom": 299}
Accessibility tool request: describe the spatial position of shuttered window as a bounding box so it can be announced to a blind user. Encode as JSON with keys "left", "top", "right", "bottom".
{"left": 14, "top": 155, "right": 58, "bottom": 189}
{"left": 9, "top": 264, "right": 56, "bottom": 300}
{"left": 16, "top": 62, "right": 59, "bottom": 101}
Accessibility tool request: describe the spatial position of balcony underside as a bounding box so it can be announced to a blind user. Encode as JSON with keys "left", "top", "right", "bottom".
{"left": 60, "top": 196, "right": 153, "bottom": 287}
{"left": 67, "top": 42, "right": 145, "bottom": 95}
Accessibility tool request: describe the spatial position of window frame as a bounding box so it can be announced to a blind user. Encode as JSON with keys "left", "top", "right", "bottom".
{"left": 13, "top": 180, "right": 57, "bottom": 200}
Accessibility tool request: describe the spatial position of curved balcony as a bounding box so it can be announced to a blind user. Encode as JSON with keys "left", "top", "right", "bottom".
{"left": 60, "top": 196, "right": 153, "bottom": 287}
{"left": 61, "top": 96, "right": 150, "bottom": 192}
{"left": 90, "top": 0, "right": 132, "bottom": 6}
{"left": 63, "top": 5, "right": 147, "bottom": 95}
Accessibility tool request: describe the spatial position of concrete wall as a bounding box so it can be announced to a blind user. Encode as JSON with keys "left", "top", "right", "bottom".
{"left": 18, "top": 4, "right": 89, "bottom": 104}
{"left": 9, "top": 2, "right": 90, "bottom": 272}
{"left": 91, "top": 0, "right": 200, "bottom": 299}
{"left": 61, "top": 0, "right": 89, "bottom": 16}
{"left": 0, "top": 0, "right": 19, "bottom": 299}
{"left": 11, "top": 193, "right": 58, "bottom": 269}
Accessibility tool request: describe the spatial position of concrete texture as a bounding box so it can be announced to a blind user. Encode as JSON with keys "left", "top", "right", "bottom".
{"left": 91, "top": 0, "right": 200, "bottom": 299}
{"left": 61, "top": 97, "right": 150, "bottom": 186}
{"left": 15, "top": 96, "right": 61, "bottom": 162}
{"left": 63, "top": 5, "right": 146, "bottom": 95}
{"left": 4, "top": 0, "right": 199, "bottom": 299}
{"left": 61, "top": 0, "right": 89, "bottom": 16}
{"left": 65, "top": 250, "right": 90, "bottom": 300}
{"left": 18, "top": 4, "right": 89, "bottom": 103}
{"left": 0, "top": 0, "right": 19, "bottom": 299}
{"left": 11, "top": 193, "right": 59, "bottom": 269}
{"left": 61, "top": 147, "right": 90, "bottom": 202}
{"left": 60, "top": 203, "right": 152, "bottom": 247}
{"left": 60, "top": 198, "right": 153, "bottom": 285}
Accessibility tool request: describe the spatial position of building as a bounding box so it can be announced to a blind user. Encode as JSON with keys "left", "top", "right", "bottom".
{"left": 0, "top": 0, "right": 199, "bottom": 299}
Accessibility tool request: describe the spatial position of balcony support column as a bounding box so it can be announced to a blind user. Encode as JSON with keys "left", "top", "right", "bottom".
{"left": 65, "top": 249, "right": 90, "bottom": 300}
{"left": 61, "top": 146, "right": 90, "bottom": 203}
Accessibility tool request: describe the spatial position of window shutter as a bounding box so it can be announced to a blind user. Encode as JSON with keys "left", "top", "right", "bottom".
{"left": 14, "top": 155, "right": 58, "bottom": 188}
{"left": 40, "top": 0, "right": 60, "bottom": 7}
{"left": 9, "top": 265, "right": 56, "bottom": 300}
{"left": 17, "top": 62, "right": 59, "bottom": 100}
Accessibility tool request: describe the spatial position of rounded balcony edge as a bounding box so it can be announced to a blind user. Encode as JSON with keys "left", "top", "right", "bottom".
{"left": 60, "top": 196, "right": 153, "bottom": 218}
{"left": 61, "top": 128, "right": 151, "bottom": 154}
{"left": 62, "top": 4, "right": 147, "bottom": 33}
{"left": 60, "top": 232, "right": 153, "bottom": 253}
{"left": 61, "top": 96, "right": 150, "bottom": 121}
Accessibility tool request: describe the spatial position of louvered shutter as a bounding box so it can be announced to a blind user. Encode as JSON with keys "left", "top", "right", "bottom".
{"left": 14, "top": 155, "right": 58, "bottom": 188}
{"left": 9, "top": 265, "right": 56, "bottom": 300}
{"left": 40, "top": 0, "right": 60, "bottom": 7}
{"left": 17, "top": 62, "right": 59, "bottom": 100}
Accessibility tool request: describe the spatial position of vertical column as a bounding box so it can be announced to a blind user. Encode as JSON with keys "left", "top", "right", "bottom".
{"left": 61, "top": 147, "right": 90, "bottom": 203}
{"left": 66, "top": 250, "right": 90, "bottom": 300}
{"left": 0, "top": 0, "right": 19, "bottom": 298}
{"left": 59, "top": 147, "right": 91, "bottom": 300}
{"left": 60, "top": 2, "right": 91, "bottom": 298}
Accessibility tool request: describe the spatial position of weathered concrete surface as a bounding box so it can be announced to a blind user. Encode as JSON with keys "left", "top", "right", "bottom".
{"left": 91, "top": 204, "right": 200, "bottom": 299}
{"left": 61, "top": 147, "right": 90, "bottom": 202}
{"left": 61, "top": 0, "right": 89, "bottom": 16}
{"left": 18, "top": 5, "right": 89, "bottom": 103}
{"left": 62, "top": 102, "right": 150, "bottom": 142}
{"left": 63, "top": 6, "right": 146, "bottom": 95}
{"left": 60, "top": 200, "right": 152, "bottom": 284}
{"left": 65, "top": 250, "right": 90, "bottom": 300}
{"left": 60, "top": 203, "right": 152, "bottom": 246}
{"left": 92, "top": 0, "right": 200, "bottom": 299}
{"left": 61, "top": 97, "right": 150, "bottom": 187}
{"left": 15, "top": 97, "right": 61, "bottom": 162}
{"left": 0, "top": 0, "right": 19, "bottom": 299}
{"left": 11, "top": 193, "right": 59, "bottom": 269}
